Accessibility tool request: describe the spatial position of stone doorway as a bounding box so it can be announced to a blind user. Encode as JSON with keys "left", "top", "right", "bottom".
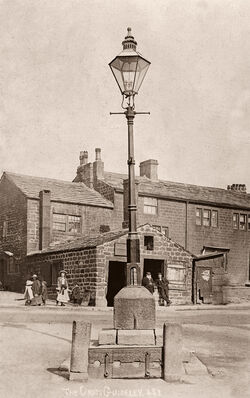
{"left": 143, "top": 259, "right": 164, "bottom": 281}
{"left": 106, "top": 261, "right": 126, "bottom": 307}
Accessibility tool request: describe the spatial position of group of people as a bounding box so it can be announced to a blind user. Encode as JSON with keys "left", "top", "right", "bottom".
{"left": 142, "top": 271, "right": 172, "bottom": 306}
{"left": 24, "top": 270, "right": 82, "bottom": 307}
{"left": 24, "top": 274, "right": 48, "bottom": 306}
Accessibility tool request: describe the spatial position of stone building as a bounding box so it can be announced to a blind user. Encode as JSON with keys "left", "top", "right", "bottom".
{"left": 1, "top": 147, "right": 250, "bottom": 304}
{"left": 75, "top": 148, "right": 250, "bottom": 304}
{"left": 26, "top": 224, "right": 193, "bottom": 306}
{"left": 0, "top": 171, "right": 113, "bottom": 291}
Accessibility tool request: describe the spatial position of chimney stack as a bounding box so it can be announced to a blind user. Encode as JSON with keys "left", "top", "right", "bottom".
{"left": 76, "top": 150, "right": 93, "bottom": 188}
{"left": 139, "top": 159, "right": 158, "bottom": 180}
{"left": 79, "top": 151, "right": 88, "bottom": 165}
{"left": 227, "top": 184, "right": 247, "bottom": 193}
{"left": 93, "top": 148, "right": 104, "bottom": 180}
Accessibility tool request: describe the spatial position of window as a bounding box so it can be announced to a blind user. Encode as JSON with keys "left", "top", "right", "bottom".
{"left": 153, "top": 225, "right": 169, "bottom": 237}
{"left": 167, "top": 264, "right": 186, "bottom": 284}
{"left": 248, "top": 215, "right": 250, "bottom": 231}
{"left": 68, "top": 216, "right": 81, "bottom": 233}
{"left": 53, "top": 214, "right": 66, "bottom": 231}
{"left": 162, "top": 226, "right": 169, "bottom": 237}
{"left": 144, "top": 235, "right": 154, "bottom": 250}
{"left": 211, "top": 210, "right": 218, "bottom": 228}
{"left": 239, "top": 214, "right": 247, "bottom": 230}
{"left": 203, "top": 209, "right": 211, "bottom": 227}
{"left": 233, "top": 213, "right": 239, "bottom": 229}
{"left": 152, "top": 225, "right": 161, "bottom": 232}
{"left": 196, "top": 208, "right": 202, "bottom": 225}
{"left": 2, "top": 221, "right": 8, "bottom": 238}
{"left": 52, "top": 213, "right": 81, "bottom": 233}
{"left": 143, "top": 197, "right": 158, "bottom": 215}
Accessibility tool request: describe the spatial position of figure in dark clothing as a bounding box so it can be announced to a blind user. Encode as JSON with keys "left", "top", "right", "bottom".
{"left": 41, "top": 280, "right": 48, "bottom": 305}
{"left": 155, "top": 273, "right": 171, "bottom": 306}
{"left": 71, "top": 284, "right": 82, "bottom": 305}
{"left": 31, "top": 274, "right": 42, "bottom": 306}
{"left": 142, "top": 271, "right": 154, "bottom": 294}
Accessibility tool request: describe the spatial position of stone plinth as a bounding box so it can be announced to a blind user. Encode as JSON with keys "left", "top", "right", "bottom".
{"left": 98, "top": 329, "right": 116, "bottom": 345}
{"left": 117, "top": 329, "right": 155, "bottom": 345}
{"left": 114, "top": 286, "right": 156, "bottom": 330}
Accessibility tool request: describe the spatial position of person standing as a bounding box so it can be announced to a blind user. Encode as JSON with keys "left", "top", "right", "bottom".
{"left": 24, "top": 277, "right": 34, "bottom": 305}
{"left": 142, "top": 271, "right": 155, "bottom": 294}
{"left": 56, "top": 270, "right": 70, "bottom": 306}
{"left": 155, "top": 272, "right": 171, "bottom": 306}
{"left": 41, "top": 279, "right": 48, "bottom": 306}
{"left": 31, "top": 274, "right": 42, "bottom": 306}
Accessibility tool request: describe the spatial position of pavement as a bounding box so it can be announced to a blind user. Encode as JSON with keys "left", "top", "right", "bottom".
{"left": 0, "top": 292, "right": 250, "bottom": 398}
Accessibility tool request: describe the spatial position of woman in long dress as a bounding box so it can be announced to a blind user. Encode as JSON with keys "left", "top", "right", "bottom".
{"left": 56, "top": 270, "right": 70, "bottom": 306}
{"left": 31, "top": 274, "right": 42, "bottom": 306}
{"left": 24, "top": 278, "right": 34, "bottom": 305}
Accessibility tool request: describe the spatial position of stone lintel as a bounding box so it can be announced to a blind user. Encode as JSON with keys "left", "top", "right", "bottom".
{"left": 117, "top": 329, "right": 155, "bottom": 346}
{"left": 98, "top": 329, "right": 116, "bottom": 345}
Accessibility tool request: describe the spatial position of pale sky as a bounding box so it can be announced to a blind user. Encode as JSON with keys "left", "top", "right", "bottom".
{"left": 1, "top": 0, "right": 250, "bottom": 190}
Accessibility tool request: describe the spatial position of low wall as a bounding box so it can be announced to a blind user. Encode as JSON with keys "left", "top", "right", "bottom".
{"left": 222, "top": 285, "right": 250, "bottom": 303}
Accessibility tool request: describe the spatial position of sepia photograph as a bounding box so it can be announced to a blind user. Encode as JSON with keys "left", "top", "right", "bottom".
{"left": 0, "top": 1, "right": 249, "bottom": 397}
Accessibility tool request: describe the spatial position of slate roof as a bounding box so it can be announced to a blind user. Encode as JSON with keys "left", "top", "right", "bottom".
{"left": 27, "top": 223, "right": 194, "bottom": 257}
{"left": 28, "top": 229, "right": 128, "bottom": 255}
{"left": 3, "top": 172, "right": 113, "bottom": 208}
{"left": 104, "top": 172, "right": 250, "bottom": 209}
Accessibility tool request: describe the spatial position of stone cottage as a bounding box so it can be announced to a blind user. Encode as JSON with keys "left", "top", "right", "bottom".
{"left": 26, "top": 224, "right": 193, "bottom": 307}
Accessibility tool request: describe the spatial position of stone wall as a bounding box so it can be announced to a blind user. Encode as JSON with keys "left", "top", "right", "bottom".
{"left": 0, "top": 176, "right": 28, "bottom": 291}
{"left": 26, "top": 225, "right": 193, "bottom": 306}
{"left": 27, "top": 198, "right": 114, "bottom": 252}
{"left": 222, "top": 285, "right": 250, "bottom": 303}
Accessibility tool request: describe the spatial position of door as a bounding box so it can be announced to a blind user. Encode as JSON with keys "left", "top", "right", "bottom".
{"left": 106, "top": 261, "right": 126, "bottom": 307}
{"left": 0, "top": 259, "right": 6, "bottom": 289}
{"left": 196, "top": 266, "right": 212, "bottom": 304}
{"left": 143, "top": 259, "right": 164, "bottom": 281}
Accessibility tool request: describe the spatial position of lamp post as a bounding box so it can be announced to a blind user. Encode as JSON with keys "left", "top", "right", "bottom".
{"left": 109, "top": 28, "right": 150, "bottom": 286}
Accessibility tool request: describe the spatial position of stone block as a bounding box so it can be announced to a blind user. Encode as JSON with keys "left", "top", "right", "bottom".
{"left": 155, "top": 328, "right": 163, "bottom": 346}
{"left": 163, "top": 323, "right": 183, "bottom": 382}
{"left": 70, "top": 321, "right": 91, "bottom": 381}
{"left": 114, "top": 286, "right": 156, "bottom": 330}
{"left": 98, "top": 329, "right": 116, "bottom": 345}
{"left": 117, "top": 329, "right": 155, "bottom": 346}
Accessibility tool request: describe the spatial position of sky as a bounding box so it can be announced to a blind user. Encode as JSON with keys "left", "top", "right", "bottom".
{"left": 1, "top": 0, "right": 250, "bottom": 190}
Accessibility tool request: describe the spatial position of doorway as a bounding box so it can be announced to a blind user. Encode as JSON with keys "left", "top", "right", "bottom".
{"left": 106, "top": 261, "right": 126, "bottom": 307}
{"left": 196, "top": 266, "right": 213, "bottom": 304}
{"left": 0, "top": 259, "right": 6, "bottom": 289}
{"left": 143, "top": 259, "right": 164, "bottom": 281}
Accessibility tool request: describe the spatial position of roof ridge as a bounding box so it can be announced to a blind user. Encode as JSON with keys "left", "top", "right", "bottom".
{"left": 4, "top": 171, "right": 86, "bottom": 186}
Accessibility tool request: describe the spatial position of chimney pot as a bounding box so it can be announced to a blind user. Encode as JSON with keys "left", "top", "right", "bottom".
{"left": 227, "top": 183, "right": 246, "bottom": 193}
{"left": 95, "top": 148, "right": 101, "bottom": 161}
{"left": 79, "top": 151, "right": 88, "bottom": 165}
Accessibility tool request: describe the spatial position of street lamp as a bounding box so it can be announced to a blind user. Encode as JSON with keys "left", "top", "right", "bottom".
{"left": 109, "top": 28, "right": 150, "bottom": 286}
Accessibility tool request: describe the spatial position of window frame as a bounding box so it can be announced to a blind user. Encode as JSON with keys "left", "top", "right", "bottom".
{"left": 52, "top": 213, "right": 81, "bottom": 234}
{"left": 195, "top": 208, "right": 202, "bottom": 226}
{"left": 203, "top": 209, "right": 211, "bottom": 227}
{"left": 143, "top": 197, "right": 158, "bottom": 215}
{"left": 239, "top": 214, "right": 247, "bottom": 230}
{"left": 233, "top": 213, "right": 239, "bottom": 229}
{"left": 211, "top": 210, "right": 218, "bottom": 228}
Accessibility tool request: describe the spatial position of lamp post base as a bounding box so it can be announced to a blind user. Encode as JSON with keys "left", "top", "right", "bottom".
{"left": 113, "top": 285, "right": 156, "bottom": 330}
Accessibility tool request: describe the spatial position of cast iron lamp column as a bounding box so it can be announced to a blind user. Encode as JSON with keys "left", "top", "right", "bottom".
{"left": 109, "top": 28, "right": 150, "bottom": 286}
